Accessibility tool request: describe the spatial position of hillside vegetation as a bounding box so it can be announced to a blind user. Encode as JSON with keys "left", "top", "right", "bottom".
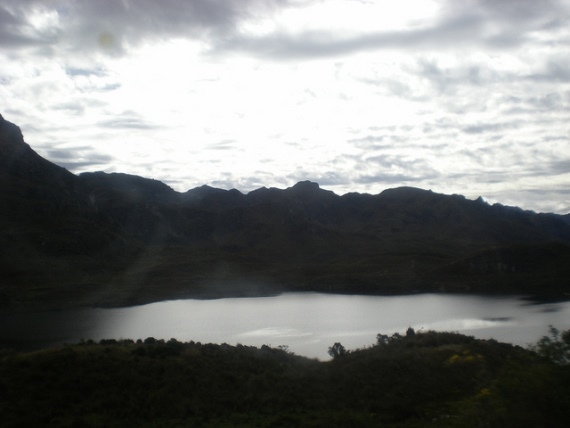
{"left": 1, "top": 329, "right": 570, "bottom": 427}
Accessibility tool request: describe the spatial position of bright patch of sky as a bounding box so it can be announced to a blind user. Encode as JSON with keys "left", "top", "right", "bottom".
{"left": 1, "top": 0, "right": 569, "bottom": 213}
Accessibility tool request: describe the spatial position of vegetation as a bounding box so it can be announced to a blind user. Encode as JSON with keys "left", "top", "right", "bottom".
{"left": 1, "top": 329, "right": 570, "bottom": 427}
{"left": 530, "top": 325, "right": 570, "bottom": 364}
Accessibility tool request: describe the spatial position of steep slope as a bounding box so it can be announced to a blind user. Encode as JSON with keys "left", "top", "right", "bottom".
{"left": 0, "top": 115, "right": 140, "bottom": 306}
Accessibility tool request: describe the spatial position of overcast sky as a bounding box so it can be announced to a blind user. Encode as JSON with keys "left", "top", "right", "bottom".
{"left": 1, "top": 0, "right": 569, "bottom": 213}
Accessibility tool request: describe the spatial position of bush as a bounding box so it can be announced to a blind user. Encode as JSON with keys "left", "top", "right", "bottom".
{"left": 328, "top": 342, "right": 348, "bottom": 359}
{"left": 530, "top": 325, "right": 570, "bottom": 364}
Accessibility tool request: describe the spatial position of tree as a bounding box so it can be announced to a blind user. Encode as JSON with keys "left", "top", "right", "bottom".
{"left": 377, "top": 333, "right": 390, "bottom": 346}
{"left": 530, "top": 325, "right": 570, "bottom": 364}
{"left": 328, "top": 342, "right": 348, "bottom": 359}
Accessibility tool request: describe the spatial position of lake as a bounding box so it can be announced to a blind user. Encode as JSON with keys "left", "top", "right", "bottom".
{"left": 2, "top": 293, "right": 570, "bottom": 359}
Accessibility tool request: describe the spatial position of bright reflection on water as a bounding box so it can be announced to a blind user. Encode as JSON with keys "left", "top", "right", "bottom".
{"left": 2, "top": 293, "right": 570, "bottom": 360}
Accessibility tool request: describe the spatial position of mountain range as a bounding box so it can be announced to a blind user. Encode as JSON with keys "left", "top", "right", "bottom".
{"left": 1, "top": 114, "right": 569, "bottom": 308}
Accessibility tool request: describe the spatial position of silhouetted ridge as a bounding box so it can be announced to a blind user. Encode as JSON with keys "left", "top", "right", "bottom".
{"left": 0, "top": 117, "right": 139, "bottom": 305}
{"left": 0, "top": 116, "right": 75, "bottom": 186}
{"left": 1, "top": 113, "right": 569, "bottom": 306}
{"left": 79, "top": 171, "right": 177, "bottom": 203}
{"left": 184, "top": 184, "right": 245, "bottom": 204}
{"left": 287, "top": 180, "right": 321, "bottom": 194}
{"left": 379, "top": 186, "right": 434, "bottom": 199}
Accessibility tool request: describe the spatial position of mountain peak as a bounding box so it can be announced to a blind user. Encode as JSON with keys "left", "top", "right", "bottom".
{"left": 379, "top": 186, "right": 432, "bottom": 198}
{"left": 0, "top": 114, "right": 25, "bottom": 146}
{"left": 285, "top": 181, "right": 326, "bottom": 197}
{"left": 291, "top": 180, "right": 320, "bottom": 191}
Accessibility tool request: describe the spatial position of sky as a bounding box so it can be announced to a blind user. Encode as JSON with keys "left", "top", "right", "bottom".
{"left": 1, "top": 0, "right": 569, "bottom": 214}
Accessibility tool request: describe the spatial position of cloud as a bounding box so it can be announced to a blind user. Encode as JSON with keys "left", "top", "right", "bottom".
{"left": 96, "top": 111, "right": 161, "bottom": 130}
{"left": 461, "top": 122, "right": 515, "bottom": 135}
{"left": 531, "top": 159, "right": 570, "bottom": 178}
{"left": 212, "top": 0, "right": 570, "bottom": 59}
{"left": 526, "top": 59, "right": 570, "bottom": 83}
{"left": 349, "top": 134, "right": 410, "bottom": 150}
{"left": 355, "top": 154, "right": 441, "bottom": 184}
{"left": 65, "top": 66, "right": 107, "bottom": 77}
{"left": 0, "top": 3, "right": 58, "bottom": 49}
{"left": 498, "top": 92, "right": 569, "bottom": 115}
{"left": 210, "top": 169, "right": 292, "bottom": 193}
{"left": 0, "top": 0, "right": 306, "bottom": 57}
{"left": 41, "top": 145, "right": 115, "bottom": 172}
{"left": 285, "top": 169, "right": 351, "bottom": 188}
{"left": 2, "top": 0, "right": 566, "bottom": 61}
{"left": 1, "top": 0, "right": 569, "bottom": 215}
{"left": 206, "top": 140, "right": 239, "bottom": 151}
{"left": 52, "top": 100, "right": 86, "bottom": 116}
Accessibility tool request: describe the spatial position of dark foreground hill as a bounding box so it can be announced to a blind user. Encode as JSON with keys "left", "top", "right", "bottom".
{"left": 1, "top": 330, "right": 570, "bottom": 427}
{"left": 1, "top": 114, "right": 570, "bottom": 307}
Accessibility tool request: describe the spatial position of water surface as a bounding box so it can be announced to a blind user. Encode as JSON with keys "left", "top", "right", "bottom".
{"left": 2, "top": 293, "right": 569, "bottom": 359}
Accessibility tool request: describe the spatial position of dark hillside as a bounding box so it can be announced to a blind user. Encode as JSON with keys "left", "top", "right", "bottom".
{"left": 1, "top": 331, "right": 569, "bottom": 427}
{"left": 0, "top": 116, "right": 140, "bottom": 307}
{"left": 1, "top": 114, "right": 569, "bottom": 307}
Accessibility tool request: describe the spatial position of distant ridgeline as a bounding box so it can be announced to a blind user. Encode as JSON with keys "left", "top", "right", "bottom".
{"left": 1, "top": 114, "right": 570, "bottom": 307}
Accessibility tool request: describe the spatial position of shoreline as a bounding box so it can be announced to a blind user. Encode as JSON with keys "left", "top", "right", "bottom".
{"left": 2, "top": 286, "right": 569, "bottom": 314}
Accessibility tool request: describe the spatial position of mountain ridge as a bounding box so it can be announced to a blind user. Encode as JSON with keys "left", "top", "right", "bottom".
{"left": 1, "top": 115, "right": 569, "bottom": 308}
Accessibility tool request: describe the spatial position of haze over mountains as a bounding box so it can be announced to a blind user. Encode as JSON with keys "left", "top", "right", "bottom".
{"left": 1, "top": 114, "right": 570, "bottom": 308}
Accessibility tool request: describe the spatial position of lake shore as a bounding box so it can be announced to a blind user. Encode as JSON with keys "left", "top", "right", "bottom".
{"left": 3, "top": 291, "right": 570, "bottom": 360}
{"left": 2, "top": 281, "right": 570, "bottom": 314}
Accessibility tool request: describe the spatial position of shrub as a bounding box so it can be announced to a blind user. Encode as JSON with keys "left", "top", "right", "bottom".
{"left": 328, "top": 342, "right": 348, "bottom": 359}
{"left": 530, "top": 325, "right": 570, "bottom": 364}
